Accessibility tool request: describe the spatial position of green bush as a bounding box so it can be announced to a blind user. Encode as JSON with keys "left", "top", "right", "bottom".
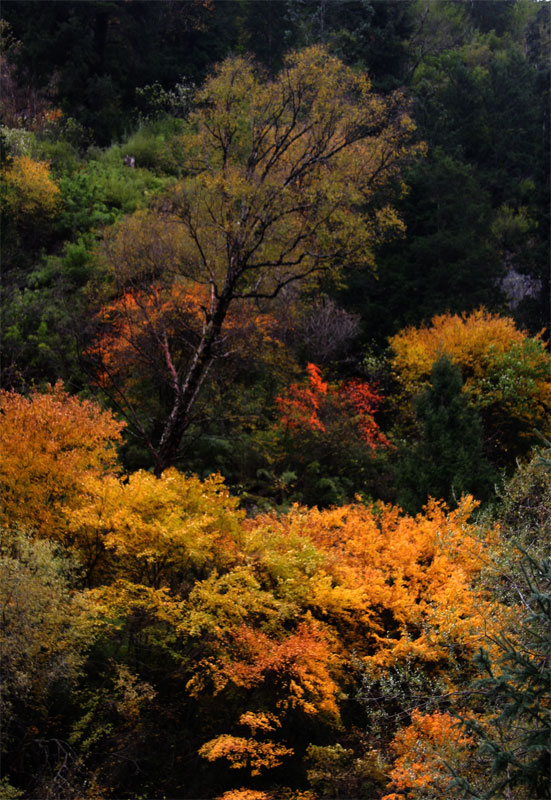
{"left": 59, "top": 159, "right": 170, "bottom": 233}
{"left": 121, "top": 117, "right": 185, "bottom": 175}
{"left": 33, "top": 137, "right": 80, "bottom": 177}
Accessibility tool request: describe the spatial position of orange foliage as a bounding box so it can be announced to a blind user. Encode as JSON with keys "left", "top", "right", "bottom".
{"left": 216, "top": 791, "right": 273, "bottom": 800}
{"left": 0, "top": 382, "right": 124, "bottom": 539}
{"left": 247, "top": 496, "right": 497, "bottom": 669}
{"left": 382, "top": 710, "right": 472, "bottom": 799}
{"left": 276, "top": 363, "right": 389, "bottom": 450}
{"left": 91, "top": 281, "right": 284, "bottom": 399}
{"left": 199, "top": 734, "right": 293, "bottom": 776}
{"left": 91, "top": 282, "right": 205, "bottom": 390}
{"left": 277, "top": 363, "right": 328, "bottom": 433}
{"left": 342, "top": 378, "right": 390, "bottom": 447}
{"left": 0, "top": 381, "right": 508, "bottom": 793}
{"left": 190, "top": 617, "right": 340, "bottom": 719}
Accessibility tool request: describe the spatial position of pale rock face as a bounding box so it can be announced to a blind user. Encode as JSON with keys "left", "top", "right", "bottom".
{"left": 500, "top": 267, "right": 542, "bottom": 310}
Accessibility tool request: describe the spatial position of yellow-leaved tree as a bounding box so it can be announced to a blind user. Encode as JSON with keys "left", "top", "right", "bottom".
{"left": 2, "top": 154, "right": 61, "bottom": 225}
{"left": 389, "top": 309, "right": 551, "bottom": 462}
{"left": 94, "top": 45, "right": 422, "bottom": 474}
{"left": 66, "top": 468, "right": 243, "bottom": 585}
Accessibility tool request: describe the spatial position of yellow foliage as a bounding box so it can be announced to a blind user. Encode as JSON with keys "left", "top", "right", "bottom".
{"left": 65, "top": 468, "right": 243, "bottom": 585}
{"left": 181, "top": 566, "right": 282, "bottom": 638}
{"left": 176, "top": 45, "right": 421, "bottom": 295}
{"left": 112, "top": 663, "right": 157, "bottom": 722}
{"left": 89, "top": 579, "right": 183, "bottom": 632}
{"left": 0, "top": 382, "right": 124, "bottom": 540}
{"left": 390, "top": 309, "right": 526, "bottom": 385}
{"left": 3, "top": 154, "right": 61, "bottom": 219}
{"left": 0, "top": 531, "right": 96, "bottom": 720}
{"left": 0, "top": 380, "right": 515, "bottom": 792}
{"left": 389, "top": 309, "right": 551, "bottom": 443}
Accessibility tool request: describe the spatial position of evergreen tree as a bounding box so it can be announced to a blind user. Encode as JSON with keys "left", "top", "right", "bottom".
{"left": 396, "top": 355, "right": 495, "bottom": 512}
{"left": 451, "top": 550, "right": 551, "bottom": 799}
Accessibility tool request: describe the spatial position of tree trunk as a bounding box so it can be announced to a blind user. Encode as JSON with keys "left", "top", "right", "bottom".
{"left": 153, "top": 295, "right": 230, "bottom": 475}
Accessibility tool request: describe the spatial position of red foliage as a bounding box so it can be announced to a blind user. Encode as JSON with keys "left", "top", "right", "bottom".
{"left": 276, "top": 364, "right": 389, "bottom": 451}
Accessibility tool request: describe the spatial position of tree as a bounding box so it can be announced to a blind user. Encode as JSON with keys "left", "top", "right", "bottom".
{"left": 276, "top": 363, "right": 388, "bottom": 450}
{"left": 389, "top": 309, "right": 551, "bottom": 466}
{"left": 1, "top": 154, "right": 61, "bottom": 257}
{"left": 446, "top": 551, "right": 551, "bottom": 800}
{"left": 395, "top": 355, "right": 495, "bottom": 513}
{"left": 0, "top": 382, "right": 124, "bottom": 540}
{"left": 2, "top": 154, "right": 61, "bottom": 219}
{"left": 66, "top": 468, "right": 243, "bottom": 586}
{"left": 88, "top": 249, "right": 293, "bottom": 471}
{"left": 345, "top": 149, "right": 500, "bottom": 346}
{"left": 270, "top": 362, "right": 390, "bottom": 505}
{"left": 0, "top": 531, "right": 95, "bottom": 798}
{"left": 97, "top": 46, "right": 421, "bottom": 474}
{"left": 381, "top": 445, "right": 551, "bottom": 800}
{"left": 383, "top": 709, "right": 473, "bottom": 800}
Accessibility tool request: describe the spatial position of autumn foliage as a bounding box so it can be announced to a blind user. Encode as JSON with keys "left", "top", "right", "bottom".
{"left": 2, "top": 9, "right": 550, "bottom": 798}
{"left": 0, "top": 382, "right": 124, "bottom": 539}
{"left": 389, "top": 309, "right": 551, "bottom": 459}
{"left": 383, "top": 710, "right": 473, "bottom": 800}
{"left": 2, "top": 154, "right": 61, "bottom": 221}
{"left": 0, "top": 384, "right": 537, "bottom": 798}
{"left": 276, "top": 363, "right": 389, "bottom": 451}
{"left": 91, "top": 281, "right": 283, "bottom": 401}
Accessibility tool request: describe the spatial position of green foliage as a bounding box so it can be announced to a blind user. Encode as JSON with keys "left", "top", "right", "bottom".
{"left": 356, "top": 656, "right": 450, "bottom": 745}
{"left": 0, "top": 124, "right": 36, "bottom": 158}
{"left": 451, "top": 550, "right": 551, "bottom": 799}
{"left": 396, "top": 356, "right": 496, "bottom": 512}
{"left": 33, "top": 136, "right": 80, "bottom": 177}
{"left": 1, "top": 0, "right": 223, "bottom": 144}
{"left": 119, "top": 117, "right": 185, "bottom": 175}
{"left": 344, "top": 148, "right": 500, "bottom": 346}
{"left": 59, "top": 156, "right": 169, "bottom": 234}
{"left": 1, "top": 240, "right": 100, "bottom": 388}
{"left": 135, "top": 79, "right": 194, "bottom": 122}
{"left": 0, "top": 531, "right": 94, "bottom": 796}
{"left": 305, "top": 742, "right": 387, "bottom": 799}
{"left": 0, "top": 778, "right": 23, "bottom": 800}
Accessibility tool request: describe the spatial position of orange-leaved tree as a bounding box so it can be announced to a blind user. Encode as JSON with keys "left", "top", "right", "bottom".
{"left": 185, "top": 494, "right": 499, "bottom": 794}
{"left": 0, "top": 382, "right": 124, "bottom": 540}
{"left": 89, "top": 274, "right": 291, "bottom": 463}
{"left": 382, "top": 710, "right": 473, "bottom": 800}
{"left": 94, "top": 46, "right": 421, "bottom": 474}
{"left": 246, "top": 496, "right": 498, "bottom": 670}
{"left": 271, "top": 362, "right": 390, "bottom": 504}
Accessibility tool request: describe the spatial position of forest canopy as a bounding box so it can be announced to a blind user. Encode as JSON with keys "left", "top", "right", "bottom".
{"left": 1, "top": 1, "right": 549, "bottom": 798}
